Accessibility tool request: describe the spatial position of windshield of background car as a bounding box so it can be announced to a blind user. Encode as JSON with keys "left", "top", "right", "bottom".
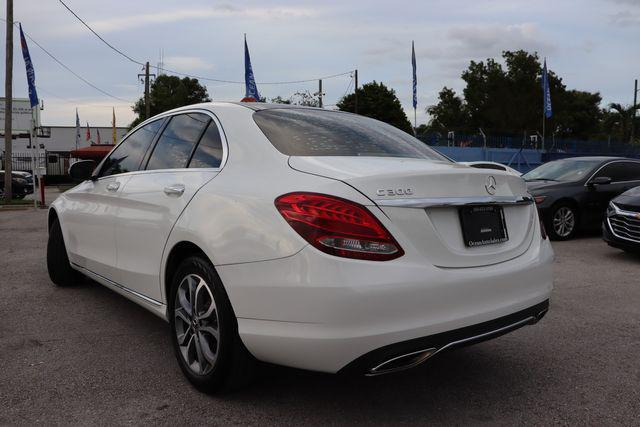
{"left": 523, "top": 159, "right": 602, "bottom": 182}
{"left": 253, "top": 108, "right": 449, "bottom": 161}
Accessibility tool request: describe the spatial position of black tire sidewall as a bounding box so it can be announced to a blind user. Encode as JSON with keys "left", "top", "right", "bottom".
{"left": 47, "top": 217, "right": 79, "bottom": 286}
{"left": 168, "top": 256, "right": 237, "bottom": 392}
{"left": 546, "top": 204, "right": 578, "bottom": 241}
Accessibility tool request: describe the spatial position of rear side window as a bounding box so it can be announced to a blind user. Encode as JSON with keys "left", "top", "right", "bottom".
{"left": 253, "top": 109, "right": 448, "bottom": 161}
{"left": 189, "top": 121, "right": 224, "bottom": 168}
{"left": 146, "top": 113, "right": 210, "bottom": 170}
{"left": 99, "top": 119, "right": 163, "bottom": 177}
{"left": 596, "top": 162, "right": 640, "bottom": 182}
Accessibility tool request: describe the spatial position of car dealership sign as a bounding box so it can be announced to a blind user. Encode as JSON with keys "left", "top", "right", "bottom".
{"left": 0, "top": 98, "right": 35, "bottom": 134}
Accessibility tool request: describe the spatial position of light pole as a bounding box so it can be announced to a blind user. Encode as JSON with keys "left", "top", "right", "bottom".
{"left": 632, "top": 79, "right": 638, "bottom": 144}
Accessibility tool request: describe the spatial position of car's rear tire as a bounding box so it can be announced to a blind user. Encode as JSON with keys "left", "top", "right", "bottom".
{"left": 47, "top": 217, "right": 82, "bottom": 286}
{"left": 169, "top": 255, "right": 255, "bottom": 393}
{"left": 546, "top": 203, "right": 578, "bottom": 241}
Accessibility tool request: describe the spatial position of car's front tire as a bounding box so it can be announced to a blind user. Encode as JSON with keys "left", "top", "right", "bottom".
{"left": 546, "top": 203, "right": 578, "bottom": 241}
{"left": 169, "top": 256, "right": 255, "bottom": 393}
{"left": 47, "top": 217, "right": 81, "bottom": 286}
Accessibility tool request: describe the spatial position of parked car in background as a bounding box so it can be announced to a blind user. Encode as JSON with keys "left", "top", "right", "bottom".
{"left": 0, "top": 171, "right": 33, "bottom": 199}
{"left": 523, "top": 157, "right": 640, "bottom": 240}
{"left": 460, "top": 161, "right": 521, "bottom": 176}
{"left": 47, "top": 103, "right": 553, "bottom": 392}
{"left": 603, "top": 186, "right": 640, "bottom": 253}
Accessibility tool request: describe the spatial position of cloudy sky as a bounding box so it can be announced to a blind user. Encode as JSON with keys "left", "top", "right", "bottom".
{"left": 2, "top": 0, "right": 639, "bottom": 127}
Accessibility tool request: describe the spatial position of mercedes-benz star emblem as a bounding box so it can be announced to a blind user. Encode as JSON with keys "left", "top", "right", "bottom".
{"left": 485, "top": 176, "right": 497, "bottom": 195}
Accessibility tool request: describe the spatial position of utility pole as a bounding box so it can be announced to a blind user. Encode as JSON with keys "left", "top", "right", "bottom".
{"left": 354, "top": 69, "right": 358, "bottom": 114}
{"left": 144, "top": 61, "right": 150, "bottom": 119}
{"left": 318, "top": 79, "right": 323, "bottom": 108}
{"left": 4, "top": 0, "right": 13, "bottom": 201}
{"left": 632, "top": 79, "right": 638, "bottom": 144}
{"left": 138, "top": 61, "right": 155, "bottom": 120}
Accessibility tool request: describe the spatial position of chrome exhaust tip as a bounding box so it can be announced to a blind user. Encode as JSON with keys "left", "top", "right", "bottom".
{"left": 366, "top": 348, "right": 437, "bottom": 376}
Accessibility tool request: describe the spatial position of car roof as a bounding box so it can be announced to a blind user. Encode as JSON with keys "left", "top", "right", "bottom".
{"left": 559, "top": 156, "right": 631, "bottom": 162}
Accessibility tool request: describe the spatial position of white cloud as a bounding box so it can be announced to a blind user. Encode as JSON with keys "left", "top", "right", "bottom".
{"left": 163, "top": 56, "right": 215, "bottom": 72}
{"left": 60, "top": 5, "right": 319, "bottom": 35}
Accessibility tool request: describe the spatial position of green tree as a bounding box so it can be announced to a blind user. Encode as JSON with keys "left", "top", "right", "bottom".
{"left": 602, "top": 103, "right": 639, "bottom": 143}
{"left": 426, "top": 87, "right": 470, "bottom": 133}
{"left": 430, "top": 50, "right": 603, "bottom": 140}
{"left": 337, "top": 81, "right": 413, "bottom": 133}
{"left": 130, "top": 75, "right": 211, "bottom": 127}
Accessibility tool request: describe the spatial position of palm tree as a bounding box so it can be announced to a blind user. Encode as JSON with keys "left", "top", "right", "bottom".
{"left": 603, "top": 103, "right": 639, "bottom": 144}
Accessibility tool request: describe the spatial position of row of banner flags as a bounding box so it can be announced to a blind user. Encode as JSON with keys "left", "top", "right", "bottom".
{"left": 74, "top": 108, "right": 117, "bottom": 149}
{"left": 17, "top": 23, "right": 554, "bottom": 138}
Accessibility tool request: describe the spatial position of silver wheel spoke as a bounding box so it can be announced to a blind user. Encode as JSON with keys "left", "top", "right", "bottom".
{"left": 195, "top": 278, "right": 216, "bottom": 320}
{"left": 198, "top": 330, "right": 218, "bottom": 364}
{"left": 193, "top": 334, "right": 206, "bottom": 374}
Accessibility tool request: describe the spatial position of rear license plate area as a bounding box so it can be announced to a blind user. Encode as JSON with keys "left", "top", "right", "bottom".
{"left": 459, "top": 205, "right": 508, "bottom": 247}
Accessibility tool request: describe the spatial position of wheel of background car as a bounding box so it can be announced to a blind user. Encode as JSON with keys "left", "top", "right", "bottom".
{"left": 47, "top": 217, "right": 82, "bottom": 286}
{"left": 169, "top": 255, "right": 255, "bottom": 393}
{"left": 547, "top": 204, "right": 578, "bottom": 241}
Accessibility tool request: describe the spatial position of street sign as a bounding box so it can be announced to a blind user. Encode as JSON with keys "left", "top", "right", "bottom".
{"left": 0, "top": 98, "right": 34, "bottom": 133}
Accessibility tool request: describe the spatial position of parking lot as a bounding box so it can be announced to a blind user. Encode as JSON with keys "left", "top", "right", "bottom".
{"left": 0, "top": 207, "right": 638, "bottom": 425}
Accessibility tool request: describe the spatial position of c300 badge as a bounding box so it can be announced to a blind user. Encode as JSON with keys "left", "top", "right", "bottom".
{"left": 376, "top": 188, "right": 414, "bottom": 197}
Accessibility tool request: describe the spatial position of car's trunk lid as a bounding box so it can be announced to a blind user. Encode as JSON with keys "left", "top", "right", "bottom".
{"left": 289, "top": 156, "right": 535, "bottom": 268}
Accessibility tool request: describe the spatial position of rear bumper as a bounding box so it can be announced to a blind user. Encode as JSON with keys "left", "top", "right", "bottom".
{"left": 219, "top": 234, "right": 554, "bottom": 373}
{"left": 341, "top": 299, "right": 549, "bottom": 375}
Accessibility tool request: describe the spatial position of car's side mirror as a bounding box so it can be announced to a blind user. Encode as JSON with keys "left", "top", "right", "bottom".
{"left": 588, "top": 176, "right": 612, "bottom": 187}
{"left": 69, "top": 160, "right": 97, "bottom": 182}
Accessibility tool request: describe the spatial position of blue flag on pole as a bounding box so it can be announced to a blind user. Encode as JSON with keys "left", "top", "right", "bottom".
{"left": 411, "top": 41, "right": 417, "bottom": 110}
{"left": 542, "top": 59, "right": 552, "bottom": 119}
{"left": 19, "top": 24, "right": 39, "bottom": 108}
{"left": 244, "top": 35, "right": 260, "bottom": 101}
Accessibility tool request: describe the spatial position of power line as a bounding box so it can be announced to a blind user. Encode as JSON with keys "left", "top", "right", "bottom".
{"left": 1, "top": 18, "right": 133, "bottom": 103}
{"left": 57, "top": 0, "right": 354, "bottom": 85}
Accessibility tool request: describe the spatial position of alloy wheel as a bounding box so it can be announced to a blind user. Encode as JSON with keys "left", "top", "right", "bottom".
{"left": 174, "top": 274, "right": 220, "bottom": 375}
{"left": 553, "top": 207, "right": 575, "bottom": 238}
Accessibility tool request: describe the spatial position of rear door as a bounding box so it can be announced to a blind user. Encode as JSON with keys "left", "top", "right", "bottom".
{"left": 113, "top": 111, "right": 225, "bottom": 302}
{"left": 62, "top": 119, "right": 163, "bottom": 278}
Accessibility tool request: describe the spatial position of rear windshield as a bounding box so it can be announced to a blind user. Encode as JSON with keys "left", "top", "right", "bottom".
{"left": 253, "top": 108, "right": 448, "bottom": 161}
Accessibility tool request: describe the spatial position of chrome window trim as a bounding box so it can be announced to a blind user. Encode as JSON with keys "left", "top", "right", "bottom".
{"left": 584, "top": 160, "right": 640, "bottom": 187}
{"left": 375, "top": 195, "right": 534, "bottom": 208}
{"left": 95, "top": 108, "right": 229, "bottom": 181}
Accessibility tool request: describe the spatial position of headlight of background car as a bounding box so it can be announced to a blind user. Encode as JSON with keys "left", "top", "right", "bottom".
{"left": 14, "top": 178, "right": 27, "bottom": 185}
{"left": 606, "top": 201, "right": 617, "bottom": 217}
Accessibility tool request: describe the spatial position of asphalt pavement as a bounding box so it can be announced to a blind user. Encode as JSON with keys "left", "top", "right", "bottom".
{"left": 0, "top": 207, "right": 639, "bottom": 425}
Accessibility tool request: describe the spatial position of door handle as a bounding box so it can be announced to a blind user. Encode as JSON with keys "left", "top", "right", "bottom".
{"left": 106, "top": 182, "right": 120, "bottom": 192}
{"left": 164, "top": 184, "right": 185, "bottom": 196}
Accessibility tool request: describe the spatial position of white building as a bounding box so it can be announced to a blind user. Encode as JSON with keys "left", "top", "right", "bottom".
{"left": 10, "top": 125, "right": 129, "bottom": 154}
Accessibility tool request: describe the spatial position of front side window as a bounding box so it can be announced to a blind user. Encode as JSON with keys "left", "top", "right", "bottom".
{"left": 189, "top": 121, "right": 224, "bottom": 168}
{"left": 146, "top": 113, "right": 210, "bottom": 170}
{"left": 253, "top": 108, "right": 448, "bottom": 161}
{"left": 99, "top": 119, "right": 163, "bottom": 177}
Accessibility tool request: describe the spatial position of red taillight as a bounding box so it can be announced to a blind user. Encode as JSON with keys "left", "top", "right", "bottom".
{"left": 275, "top": 192, "right": 404, "bottom": 261}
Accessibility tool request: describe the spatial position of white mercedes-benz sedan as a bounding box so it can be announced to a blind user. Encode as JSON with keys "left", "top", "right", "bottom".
{"left": 47, "top": 102, "right": 553, "bottom": 392}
